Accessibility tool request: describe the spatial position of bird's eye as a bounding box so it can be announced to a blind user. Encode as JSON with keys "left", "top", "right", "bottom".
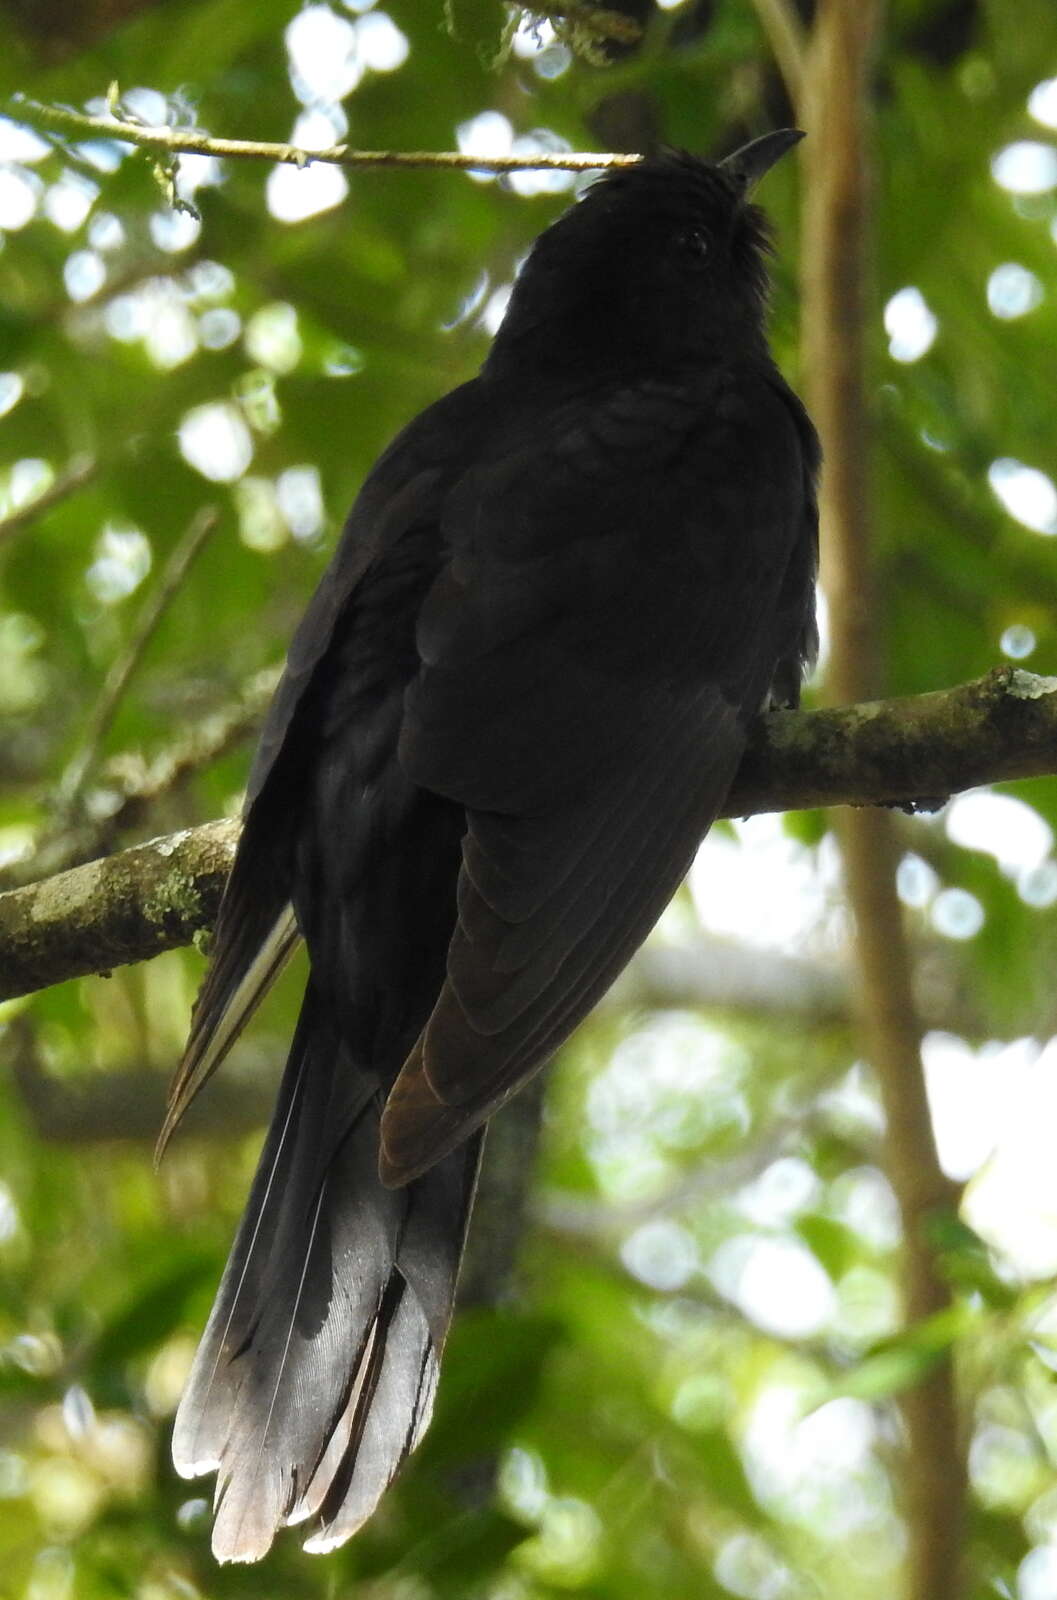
{"left": 677, "top": 227, "right": 709, "bottom": 266}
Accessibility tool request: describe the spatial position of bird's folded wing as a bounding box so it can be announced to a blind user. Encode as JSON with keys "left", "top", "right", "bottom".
{"left": 381, "top": 683, "right": 744, "bottom": 1185}
{"left": 160, "top": 383, "right": 485, "bottom": 1152}
{"left": 246, "top": 378, "right": 484, "bottom": 806}
{"left": 381, "top": 374, "right": 809, "bottom": 1184}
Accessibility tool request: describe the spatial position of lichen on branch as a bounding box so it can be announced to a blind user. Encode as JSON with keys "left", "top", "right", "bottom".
{"left": 1, "top": 668, "right": 1054, "bottom": 1005}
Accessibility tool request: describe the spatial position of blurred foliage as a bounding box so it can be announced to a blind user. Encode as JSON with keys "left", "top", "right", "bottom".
{"left": 1, "top": 2, "right": 1057, "bottom": 1597}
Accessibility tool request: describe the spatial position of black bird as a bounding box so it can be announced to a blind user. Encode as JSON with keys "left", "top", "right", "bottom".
{"left": 160, "top": 129, "right": 819, "bottom": 1562}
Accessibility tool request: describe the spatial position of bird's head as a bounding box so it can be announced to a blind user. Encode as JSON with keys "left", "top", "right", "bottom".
{"left": 484, "top": 130, "right": 803, "bottom": 383}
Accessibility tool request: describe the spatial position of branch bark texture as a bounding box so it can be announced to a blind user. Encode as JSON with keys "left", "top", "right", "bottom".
{"left": 801, "top": 6, "right": 967, "bottom": 1598}
{"left": 1, "top": 669, "right": 1054, "bottom": 1005}
{"left": 0, "top": 818, "right": 239, "bottom": 1002}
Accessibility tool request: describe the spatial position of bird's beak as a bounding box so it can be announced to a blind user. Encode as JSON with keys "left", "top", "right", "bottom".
{"left": 719, "top": 128, "right": 805, "bottom": 191}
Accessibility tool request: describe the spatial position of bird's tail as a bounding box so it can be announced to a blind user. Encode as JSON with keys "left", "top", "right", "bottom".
{"left": 172, "top": 991, "right": 481, "bottom": 1563}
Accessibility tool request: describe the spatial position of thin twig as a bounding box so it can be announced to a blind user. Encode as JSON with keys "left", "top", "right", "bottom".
{"left": 536, "top": 1112, "right": 817, "bottom": 1238}
{"left": 57, "top": 505, "right": 220, "bottom": 811}
{"left": 747, "top": 0, "right": 808, "bottom": 112}
{"left": 0, "top": 663, "right": 282, "bottom": 890}
{"left": 74, "top": 252, "right": 202, "bottom": 315}
{"left": 0, "top": 455, "right": 98, "bottom": 549}
{"left": 6, "top": 94, "right": 641, "bottom": 176}
{"left": 611, "top": 925, "right": 996, "bottom": 1042}
{"left": 35, "top": 126, "right": 110, "bottom": 183}
{"left": 8, "top": 1018, "right": 277, "bottom": 1143}
{"left": 97, "top": 663, "right": 282, "bottom": 832}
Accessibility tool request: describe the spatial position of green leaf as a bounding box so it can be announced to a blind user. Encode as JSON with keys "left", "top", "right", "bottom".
{"left": 88, "top": 1249, "right": 216, "bottom": 1380}
{"left": 795, "top": 1214, "right": 861, "bottom": 1281}
{"left": 813, "top": 1302, "right": 976, "bottom": 1405}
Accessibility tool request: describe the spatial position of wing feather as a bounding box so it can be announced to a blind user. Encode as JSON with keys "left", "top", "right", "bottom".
{"left": 380, "top": 690, "right": 743, "bottom": 1184}
{"left": 160, "top": 383, "right": 485, "bottom": 1155}
{"left": 382, "top": 371, "right": 815, "bottom": 1186}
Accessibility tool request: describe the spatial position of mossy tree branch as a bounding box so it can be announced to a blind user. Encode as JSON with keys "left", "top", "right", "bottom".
{"left": 1, "top": 667, "right": 1054, "bottom": 1005}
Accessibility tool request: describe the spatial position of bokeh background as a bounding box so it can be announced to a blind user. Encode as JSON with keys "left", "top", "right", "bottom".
{"left": 1, "top": 2, "right": 1057, "bottom": 1597}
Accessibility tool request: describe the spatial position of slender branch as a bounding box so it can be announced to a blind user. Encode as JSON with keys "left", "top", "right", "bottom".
{"left": 1, "top": 668, "right": 1054, "bottom": 1004}
{"left": 6, "top": 94, "right": 641, "bottom": 175}
{"left": 615, "top": 924, "right": 996, "bottom": 1041}
{"left": 0, "top": 663, "right": 282, "bottom": 890}
{"left": 536, "top": 1111, "right": 821, "bottom": 1239}
{"left": 73, "top": 251, "right": 203, "bottom": 316}
{"left": 56, "top": 506, "right": 220, "bottom": 811}
{"left": 800, "top": 7, "right": 967, "bottom": 1600}
{"left": 747, "top": 0, "right": 808, "bottom": 110}
{"left": 0, "top": 925, "right": 1006, "bottom": 1148}
{"left": 34, "top": 126, "right": 111, "bottom": 183}
{"left": 8, "top": 1019, "right": 276, "bottom": 1143}
{"left": 0, "top": 455, "right": 97, "bottom": 548}
{"left": 92, "top": 664, "right": 281, "bottom": 835}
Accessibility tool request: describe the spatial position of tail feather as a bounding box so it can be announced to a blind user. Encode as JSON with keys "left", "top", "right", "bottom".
{"left": 306, "top": 1279, "right": 438, "bottom": 1551}
{"left": 288, "top": 1308, "right": 385, "bottom": 1526}
{"left": 173, "top": 993, "right": 481, "bottom": 1563}
{"left": 171, "top": 999, "right": 353, "bottom": 1481}
{"left": 157, "top": 901, "right": 300, "bottom": 1162}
